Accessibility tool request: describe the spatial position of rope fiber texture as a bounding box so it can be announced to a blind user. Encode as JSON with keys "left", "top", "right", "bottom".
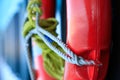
{"left": 23, "top": 0, "right": 64, "bottom": 80}
{"left": 23, "top": 0, "right": 98, "bottom": 80}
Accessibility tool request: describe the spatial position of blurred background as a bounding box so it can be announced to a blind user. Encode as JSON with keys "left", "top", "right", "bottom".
{"left": 0, "top": 0, "right": 120, "bottom": 80}
{"left": 0, "top": 0, "right": 29, "bottom": 80}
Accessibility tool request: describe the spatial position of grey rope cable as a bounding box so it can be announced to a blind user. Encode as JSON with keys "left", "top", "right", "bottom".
{"left": 24, "top": 2, "right": 103, "bottom": 79}
{"left": 25, "top": 29, "right": 36, "bottom": 80}
{"left": 35, "top": 13, "right": 95, "bottom": 66}
{"left": 24, "top": 12, "right": 100, "bottom": 80}
{"left": 25, "top": 12, "right": 95, "bottom": 66}
{"left": 25, "top": 43, "right": 35, "bottom": 80}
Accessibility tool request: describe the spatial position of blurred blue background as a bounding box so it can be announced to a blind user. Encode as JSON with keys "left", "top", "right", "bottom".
{"left": 0, "top": 0, "right": 29, "bottom": 80}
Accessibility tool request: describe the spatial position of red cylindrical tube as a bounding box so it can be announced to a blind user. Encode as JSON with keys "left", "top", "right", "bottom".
{"left": 64, "top": 0, "right": 111, "bottom": 80}
{"left": 40, "top": 0, "right": 55, "bottom": 19}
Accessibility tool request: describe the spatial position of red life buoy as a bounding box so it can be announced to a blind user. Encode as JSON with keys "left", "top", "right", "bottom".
{"left": 64, "top": 0, "right": 111, "bottom": 80}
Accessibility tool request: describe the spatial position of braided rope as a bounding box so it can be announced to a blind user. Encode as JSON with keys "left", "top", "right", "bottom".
{"left": 35, "top": 13, "right": 95, "bottom": 66}
{"left": 25, "top": 12, "right": 95, "bottom": 66}
{"left": 25, "top": 30, "right": 35, "bottom": 80}
{"left": 23, "top": 1, "right": 101, "bottom": 80}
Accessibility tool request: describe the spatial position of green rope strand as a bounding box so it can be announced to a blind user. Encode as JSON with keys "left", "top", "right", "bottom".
{"left": 22, "top": 0, "right": 64, "bottom": 80}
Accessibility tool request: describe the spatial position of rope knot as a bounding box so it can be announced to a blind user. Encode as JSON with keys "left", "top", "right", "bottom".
{"left": 27, "top": 0, "right": 42, "bottom": 21}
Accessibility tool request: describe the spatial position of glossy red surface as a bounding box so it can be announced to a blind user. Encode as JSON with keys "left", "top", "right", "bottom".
{"left": 35, "top": 0, "right": 56, "bottom": 80}
{"left": 64, "top": 0, "right": 111, "bottom": 80}
{"left": 40, "top": 0, "right": 55, "bottom": 19}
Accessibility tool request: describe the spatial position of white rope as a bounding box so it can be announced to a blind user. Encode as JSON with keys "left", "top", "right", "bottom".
{"left": 35, "top": 13, "right": 95, "bottom": 66}
{"left": 25, "top": 29, "right": 36, "bottom": 80}
{"left": 24, "top": 3, "right": 102, "bottom": 79}
{"left": 24, "top": 12, "right": 98, "bottom": 80}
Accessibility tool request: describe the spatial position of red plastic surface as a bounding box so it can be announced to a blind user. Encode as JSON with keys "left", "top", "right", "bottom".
{"left": 64, "top": 0, "right": 111, "bottom": 80}
{"left": 40, "top": 0, "right": 55, "bottom": 19}
{"left": 34, "top": 0, "right": 56, "bottom": 80}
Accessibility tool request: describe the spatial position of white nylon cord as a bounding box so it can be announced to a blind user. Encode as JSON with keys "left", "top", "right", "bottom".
{"left": 24, "top": 12, "right": 98, "bottom": 80}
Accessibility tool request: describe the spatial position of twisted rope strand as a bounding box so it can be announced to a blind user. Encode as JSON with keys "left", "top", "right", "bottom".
{"left": 23, "top": 0, "right": 101, "bottom": 80}
{"left": 35, "top": 13, "right": 95, "bottom": 66}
